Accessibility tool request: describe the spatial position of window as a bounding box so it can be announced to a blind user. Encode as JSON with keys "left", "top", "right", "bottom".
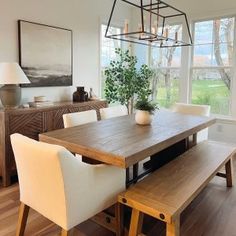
{"left": 150, "top": 25, "right": 182, "bottom": 108}
{"left": 100, "top": 24, "right": 121, "bottom": 98}
{"left": 191, "top": 17, "right": 235, "bottom": 115}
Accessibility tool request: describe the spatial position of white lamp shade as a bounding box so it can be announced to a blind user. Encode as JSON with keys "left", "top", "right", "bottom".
{"left": 0, "top": 63, "right": 30, "bottom": 84}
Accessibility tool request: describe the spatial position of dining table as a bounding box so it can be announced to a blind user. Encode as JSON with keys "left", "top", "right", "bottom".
{"left": 39, "top": 109, "right": 216, "bottom": 184}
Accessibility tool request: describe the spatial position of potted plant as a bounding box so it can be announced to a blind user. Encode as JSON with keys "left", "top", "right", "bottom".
{"left": 135, "top": 98, "right": 158, "bottom": 125}
{"left": 104, "top": 48, "right": 153, "bottom": 114}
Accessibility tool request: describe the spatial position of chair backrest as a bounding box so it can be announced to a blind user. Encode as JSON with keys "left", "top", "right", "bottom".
{"left": 172, "top": 103, "right": 211, "bottom": 142}
{"left": 11, "top": 133, "right": 125, "bottom": 230}
{"left": 100, "top": 105, "right": 128, "bottom": 120}
{"left": 10, "top": 133, "right": 78, "bottom": 229}
{"left": 172, "top": 103, "right": 210, "bottom": 116}
{"left": 63, "top": 110, "right": 97, "bottom": 128}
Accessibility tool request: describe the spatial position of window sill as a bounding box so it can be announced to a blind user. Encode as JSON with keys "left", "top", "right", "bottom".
{"left": 210, "top": 114, "right": 236, "bottom": 125}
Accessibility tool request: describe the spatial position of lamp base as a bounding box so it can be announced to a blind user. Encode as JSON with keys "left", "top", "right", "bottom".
{"left": 0, "top": 85, "right": 21, "bottom": 108}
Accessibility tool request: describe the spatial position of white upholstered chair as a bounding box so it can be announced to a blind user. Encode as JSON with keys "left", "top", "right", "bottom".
{"left": 11, "top": 133, "right": 126, "bottom": 236}
{"left": 100, "top": 105, "right": 128, "bottom": 120}
{"left": 100, "top": 105, "right": 132, "bottom": 180}
{"left": 63, "top": 110, "right": 98, "bottom": 161}
{"left": 172, "top": 103, "right": 211, "bottom": 142}
{"left": 63, "top": 109, "right": 97, "bottom": 128}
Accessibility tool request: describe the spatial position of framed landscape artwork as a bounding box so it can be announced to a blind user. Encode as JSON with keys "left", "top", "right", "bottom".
{"left": 18, "top": 20, "right": 73, "bottom": 87}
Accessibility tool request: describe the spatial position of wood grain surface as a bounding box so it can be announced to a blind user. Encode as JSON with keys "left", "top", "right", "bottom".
{"left": 1, "top": 156, "right": 236, "bottom": 235}
{"left": 118, "top": 141, "right": 236, "bottom": 224}
{"left": 39, "top": 109, "right": 216, "bottom": 168}
{"left": 0, "top": 100, "right": 107, "bottom": 186}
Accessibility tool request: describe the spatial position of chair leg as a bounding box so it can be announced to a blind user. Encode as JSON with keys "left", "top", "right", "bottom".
{"left": 115, "top": 203, "right": 123, "bottom": 236}
{"left": 16, "top": 202, "right": 30, "bottom": 236}
{"left": 128, "top": 209, "right": 143, "bottom": 236}
{"left": 61, "top": 228, "right": 74, "bottom": 236}
{"left": 166, "top": 217, "right": 180, "bottom": 236}
{"left": 225, "top": 158, "right": 233, "bottom": 187}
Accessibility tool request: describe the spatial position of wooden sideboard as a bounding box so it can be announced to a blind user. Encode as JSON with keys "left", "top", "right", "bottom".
{"left": 0, "top": 100, "right": 107, "bottom": 187}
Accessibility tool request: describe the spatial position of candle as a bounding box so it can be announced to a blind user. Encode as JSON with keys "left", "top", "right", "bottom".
{"left": 151, "top": 26, "right": 156, "bottom": 35}
{"left": 154, "top": 20, "right": 158, "bottom": 34}
{"left": 164, "top": 28, "right": 169, "bottom": 38}
{"left": 175, "top": 31, "right": 178, "bottom": 42}
{"left": 160, "top": 40, "right": 163, "bottom": 47}
{"left": 138, "top": 24, "right": 142, "bottom": 39}
{"left": 124, "top": 19, "right": 129, "bottom": 34}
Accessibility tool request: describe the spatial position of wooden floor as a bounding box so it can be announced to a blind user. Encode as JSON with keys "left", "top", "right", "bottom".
{"left": 1, "top": 157, "right": 236, "bottom": 236}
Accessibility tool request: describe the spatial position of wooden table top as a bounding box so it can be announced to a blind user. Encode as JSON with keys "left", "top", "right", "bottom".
{"left": 39, "top": 109, "right": 216, "bottom": 168}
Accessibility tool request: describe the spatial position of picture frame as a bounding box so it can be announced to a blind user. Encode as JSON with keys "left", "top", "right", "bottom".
{"left": 18, "top": 20, "right": 73, "bottom": 87}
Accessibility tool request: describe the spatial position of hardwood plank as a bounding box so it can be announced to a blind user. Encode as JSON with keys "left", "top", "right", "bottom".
{"left": 39, "top": 109, "right": 215, "bottom": 168}
{"left": 119, "top": 141, "right": 236, "bottom": 223}
{"left": 1, "top": 155, "right": 236, "bottom": 236}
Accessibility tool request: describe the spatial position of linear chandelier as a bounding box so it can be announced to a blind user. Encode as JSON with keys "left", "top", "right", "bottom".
{"left": 105, "top": 0, "right": 193, "bottom": 48}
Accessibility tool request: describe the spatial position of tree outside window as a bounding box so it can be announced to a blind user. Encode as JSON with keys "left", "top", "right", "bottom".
{"left": 150, "top": 25, "right": 182, "bottom": 108}
{"left": 192, "top": 17, "right": 235, "bottom": 115}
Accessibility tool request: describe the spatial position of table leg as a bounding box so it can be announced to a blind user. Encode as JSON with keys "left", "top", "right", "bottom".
{"left": 133, "top": 163, "right": 139, "bottom": 182}
{"left": 149, "top": 139, "right": 187, "bottom": 170}
{"left": 187, "top": 133, "right": 197, "bottom": 149}
{"left": 126, "top": 168, "right": 130, "bottom": 184}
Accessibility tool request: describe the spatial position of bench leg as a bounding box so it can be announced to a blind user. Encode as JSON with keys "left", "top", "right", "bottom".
{"left": 166, "top": 217, "right": 180, "bottom": 236}
{"left": 225, "top": 159, "right": 233, "bottom": 187}
{"left": 128, "top": 209, "right": 144, "bottom": 236}
{"left": 187, "top": 133, "right": 197, "bottom": 149}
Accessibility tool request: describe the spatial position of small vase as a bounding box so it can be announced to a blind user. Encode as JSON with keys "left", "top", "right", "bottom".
{"left": 135, "top": 110, "right": 153, "bottom": 125}
{"left": 73, "top": 86, "right": 88, "bottom": 102}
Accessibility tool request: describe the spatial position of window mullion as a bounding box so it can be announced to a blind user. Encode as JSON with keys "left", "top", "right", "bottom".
{"left": 230, "top": 17, "right": 236, "bottom": 118}
{"left": 191, "top": 17, "right": 234, "bottom": 116}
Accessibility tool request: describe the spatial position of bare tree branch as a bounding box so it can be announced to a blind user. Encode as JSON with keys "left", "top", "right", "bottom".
{"left": 213, "top": 19, "right": 231, "bottom": 90}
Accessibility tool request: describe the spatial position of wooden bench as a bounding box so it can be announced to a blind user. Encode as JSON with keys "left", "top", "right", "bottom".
{"left": 118, "top": 141, "right": 236, "bottom": 236}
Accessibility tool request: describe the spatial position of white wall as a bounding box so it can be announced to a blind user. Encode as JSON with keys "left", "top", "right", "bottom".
{"left": 0, "top": 0, "right": 130, "bottom": 104}
{"left": 168, "top": 0, "right": 236, "bottom": 18}
{"left": 209, "top": 119, "right": 236, "bottom": 144}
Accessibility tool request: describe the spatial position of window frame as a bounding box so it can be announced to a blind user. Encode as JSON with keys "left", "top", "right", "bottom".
{"left": 99, "top": 23, "right": 123, "bottom": 98}
{"left": 189, "top": 15, "right": 236, "bottom": 116}
{"left": 149, "top": 23, "right": 184, "bottom": 108}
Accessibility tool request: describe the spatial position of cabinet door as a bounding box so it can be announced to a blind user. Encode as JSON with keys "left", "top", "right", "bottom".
{"left": 43, "top": 108, "right": 69, "bottom": 131}
{"left": 6, "top": 111, "right": 44, "bottom": 179}
{"left": 9, "top": 112, "right": 43, "bottom": 139}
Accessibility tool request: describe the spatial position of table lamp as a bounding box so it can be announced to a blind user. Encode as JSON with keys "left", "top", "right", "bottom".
{"left": 0, "top": 63, "right": 30, "bottom": 108}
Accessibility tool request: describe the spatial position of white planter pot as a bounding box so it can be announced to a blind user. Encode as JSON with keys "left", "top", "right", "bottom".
{"left": 135, "top": 110, "right": 153, "bottom": 125}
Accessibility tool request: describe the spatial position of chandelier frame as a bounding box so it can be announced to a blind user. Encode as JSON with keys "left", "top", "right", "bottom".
{"left": 105, "top": 0, "right": 193, "bottom": 48}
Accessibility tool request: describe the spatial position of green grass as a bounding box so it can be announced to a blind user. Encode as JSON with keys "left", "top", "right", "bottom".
{"left": 156, "top": 79, "right": 230, "bottom": 115}
{"left": 102, "top": 74, "right": 230, "bottom": 115}
{"left": 156, "top": 79, "right": 179, "bottom": 108}
{"left": 192, "top": 80, "right": 230, "bottom": 115}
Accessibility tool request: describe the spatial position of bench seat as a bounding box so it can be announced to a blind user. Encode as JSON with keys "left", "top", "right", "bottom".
{"left": 118, "top": 141, "right": 236, "bottom": 236}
